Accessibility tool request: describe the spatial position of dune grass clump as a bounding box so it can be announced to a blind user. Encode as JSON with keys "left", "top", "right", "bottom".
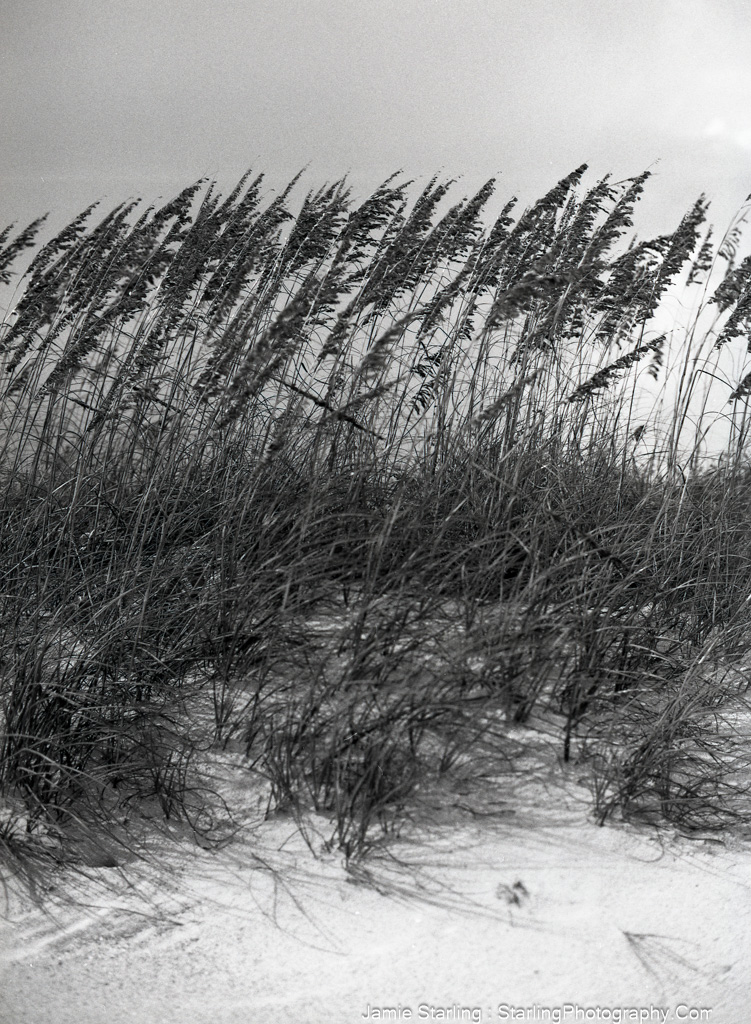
{"left": 0, "top": 164, "right": 750, "bottom": 867}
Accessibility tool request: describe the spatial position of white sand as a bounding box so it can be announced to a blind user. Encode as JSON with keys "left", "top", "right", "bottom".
{"left": 0, "top": 745, "right": 748, "bottom": 1024}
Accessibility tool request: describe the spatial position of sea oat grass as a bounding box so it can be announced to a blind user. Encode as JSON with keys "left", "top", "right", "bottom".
{"left": 1, "top": 166, "right": 751, "bottom": 872}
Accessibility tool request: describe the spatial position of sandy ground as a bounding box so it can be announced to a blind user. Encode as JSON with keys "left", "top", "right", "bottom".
{"left": 0, "top": 740, "right": 749, "bottom": 1024}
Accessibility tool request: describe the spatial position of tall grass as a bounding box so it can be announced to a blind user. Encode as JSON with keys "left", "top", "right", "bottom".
{"left": 0, "top": 165, "right": 750, "bottom": 867}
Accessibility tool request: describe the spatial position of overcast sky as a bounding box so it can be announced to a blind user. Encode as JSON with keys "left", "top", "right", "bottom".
{"left": 2, "top": 0, "right": 751, "bottom": 243}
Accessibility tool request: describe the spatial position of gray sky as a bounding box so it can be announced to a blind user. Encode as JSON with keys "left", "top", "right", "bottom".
{"left": 2, "top": 0, "right": 751, "bottom": 241}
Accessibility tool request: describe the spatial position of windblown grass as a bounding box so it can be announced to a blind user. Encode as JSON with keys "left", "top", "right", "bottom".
{"left": 1, "top": 165, "right": 750, "bottom": 869}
